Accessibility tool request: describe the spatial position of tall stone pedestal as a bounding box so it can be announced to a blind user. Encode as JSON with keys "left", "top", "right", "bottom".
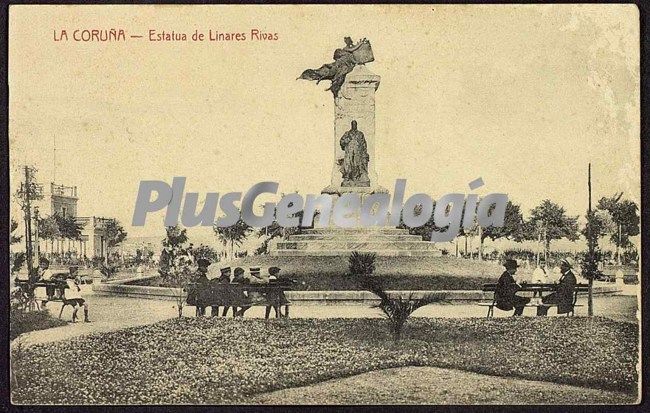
{"left": 268, "top": 55, "right": 439, "bottom": 258}
{"left": 322, "top": 65, "right": 387, "bottom": 195}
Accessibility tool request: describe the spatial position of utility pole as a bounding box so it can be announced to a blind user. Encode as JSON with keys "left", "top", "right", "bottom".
{"left": 18, "top": 165, "right": 43, "bottom": 277}
{"left": 478, "top": 225, "right": 483, "bottom": 261}
{"left": 587, "top": 163, "right": 594, "bottom": 316}
{"left": 536, "top": 226, "right": 541, "bottom": 267}
{"left": 23, "top": 166, "right": 34, "bottom": 278}
{"left": 617, "top": 223, "right": 622, "bottom": 265}
{"left": 33, "top": 206, "right": 40, "bottom": 265}
{"left": 18, "top": 166, "right": 43, "bottom": 279}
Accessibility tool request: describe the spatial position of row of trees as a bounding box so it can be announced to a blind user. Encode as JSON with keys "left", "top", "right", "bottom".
{"left": 10, "top": 214, "right": 128, "bottom": 274}
{"left": 207, "top": 194, "right": 639, "bottom": 263}
{"left": 36, "top": 214, "right": 128, "bottom": 260}
{"left": 400, "top": 194, "right": 638, "bottom": 263}
{"left": 36, "top": 214, "right": 84, "bottom": 252}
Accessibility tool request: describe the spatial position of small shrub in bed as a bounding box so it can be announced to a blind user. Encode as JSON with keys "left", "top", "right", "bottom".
{"left": 10, "top": 309, "right": 68, "bottom": 340}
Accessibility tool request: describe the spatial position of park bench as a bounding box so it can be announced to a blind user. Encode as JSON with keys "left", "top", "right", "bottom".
{"left": 13, "top": 278, "right": 82, "bottom": 319}
{"left": 186, "top": 279, "right": 294, "bottom": 318}
{"left": 479, "top": 283, "right": 588, "bottom": 318}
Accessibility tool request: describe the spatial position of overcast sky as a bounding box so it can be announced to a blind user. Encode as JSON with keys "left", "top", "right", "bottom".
{"left": 9, "top": 4, "right": 640, "bottom": 241}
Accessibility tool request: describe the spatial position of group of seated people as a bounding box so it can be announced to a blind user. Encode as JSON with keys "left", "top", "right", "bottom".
{"left": 15, "top": 257, "right": 91, "bottom": 322}
{"left": 188, "top": 259, "right": 291, "bottom": 319}
{"left": 495, "top": 257, "right": 577, "bottom": 316}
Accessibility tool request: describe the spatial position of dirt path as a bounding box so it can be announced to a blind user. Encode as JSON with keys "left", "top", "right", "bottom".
{"left": 16, "top": 285, "right": 637, "bottom": 348}
{"left": 251, "top": 366, "right": 637, "bottom": 405}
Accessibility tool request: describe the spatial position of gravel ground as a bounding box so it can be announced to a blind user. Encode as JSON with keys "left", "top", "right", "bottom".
{"left": 251, "top": 366, "right": 638, "bottom": 405}
{"left": 17, "top": 285, "right": 637, "bottom": 348}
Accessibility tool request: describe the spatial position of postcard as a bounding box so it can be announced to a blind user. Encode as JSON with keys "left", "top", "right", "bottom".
{"left": 8, "top": 4, "right": 641, "bottom": 406}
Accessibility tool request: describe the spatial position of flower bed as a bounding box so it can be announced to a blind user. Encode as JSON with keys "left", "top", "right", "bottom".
{"left": 12, "top": 317, "right": 637, "bottom": 404}
{"left": 10, "top": 310, "right": 68, "bottom": 341}
{"left": 128, "top": 255, "right": 500, "bottom": 290}
{"left": 131, "top": 274, "right": 491, "bottom": 291}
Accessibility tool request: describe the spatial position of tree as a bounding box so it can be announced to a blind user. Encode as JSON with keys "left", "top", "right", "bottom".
{"left": 102, "top": 219, "right": 128, "bottom": 264}
{"left": 10, "top": 219, "right": 22, "bottom": 245}
{"left": 583, "top": 185, "right": 606, "bottom": 317}
{"left": 104, "top": 219, "right": 128, "bottom": 248}
{"left": 10, "top": 219, "right": 25, "bottom": 275}
{"left": 190, "top": 244, "right": 220, "bottom": 263}
{"left": 159, "top": 226, "right": 194, "bottom": 318}
{"left": 526, "top": 200, "right": 579, "bottom": 259}
{"left": 37, "top": 215, "right": 60, "bottom": 253}
{"left": 455, "top": 200, "right": 525, "bottom": 260}
{"left": 480, "top": 201, "right": 525, "bottom": 257}
{"left": 597, "top": 193, "right": 640, "bottom": 264}
{"left": 54, "top": 214, "right": 83, "bottom": 245}
{"left": 580, "top": 209, "right": 615, "bottom": 240}
{"left": 214, "top": 213, "right": 252, "bottom": 260}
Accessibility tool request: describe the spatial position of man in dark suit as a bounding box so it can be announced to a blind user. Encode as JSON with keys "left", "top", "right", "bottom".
{"left": 194, "top": 258, "right": 211, "bottom": 316}
{"left": 495, "top": 259, "right": 530, "bottom": 316}
{"left": 537, "top": 258, "right": 577, "bottom": 316}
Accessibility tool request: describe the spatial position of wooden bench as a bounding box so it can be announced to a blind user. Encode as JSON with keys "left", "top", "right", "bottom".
{"left": 186, "top": 280, "right": 294, "bottom": 318}
{"left": 479, "top": 283, "right": 588, "bottom": 318}
{"left": 14, "top": 279, "right": 82, "bottom": 319}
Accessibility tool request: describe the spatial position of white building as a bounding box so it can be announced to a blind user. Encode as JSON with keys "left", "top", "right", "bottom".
{"left": 36, "top": 182, "right": 112, "bottom": 259}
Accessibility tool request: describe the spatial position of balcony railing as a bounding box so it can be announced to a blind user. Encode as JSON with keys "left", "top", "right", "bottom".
{"left": 75, "top": 216, "right": 115, "bottom": 228}
{"left": 51, "top": 183, "right": 78, "bottom": 198}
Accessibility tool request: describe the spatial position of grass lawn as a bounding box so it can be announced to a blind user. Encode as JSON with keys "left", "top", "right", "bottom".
{"left": 11, "top": 316, "right": 637, "bottom": 404}
{"left": 10, "top": 310, "right": 68, "bottom": 341}
{"left": 132, "top": 255, "right": 501, "bottom": 290}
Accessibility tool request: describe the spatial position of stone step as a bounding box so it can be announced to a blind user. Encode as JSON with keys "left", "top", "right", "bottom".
{"left": 276, "top": 240, "right": 438, "bottom": 251}
{"left": 270, "top": 249, "right": 443, "bottom": 257}
{"left": 287, "top": 234, "right": 423, "bottom": 242}
{"left": 300, "top": 227, "right": 411, "bottom": 235}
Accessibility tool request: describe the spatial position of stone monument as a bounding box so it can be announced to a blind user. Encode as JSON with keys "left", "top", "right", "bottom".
{"left": 270, "top": 38, "right": 439, "bottom": 257}
{"left": 324, "top": 64, "right": 385, "bottom": 194}
{"left": 299, "top": 38, "right": 385, "bottom": 194}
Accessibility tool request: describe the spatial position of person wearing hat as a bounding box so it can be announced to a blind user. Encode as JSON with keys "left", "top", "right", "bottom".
{"left": 35, "top": 257, "right": 55, "bottom": 308}
{"left": 218, "top": 266, "right": 232, "bottom": 283}
{"left": 223, "top": 267, "right": 248, "bottom": 317}
{"left": 62, "top": 270, "right": 90, "bottom": 322}
{"left": 248, "top": 266, "right": 268, "bottom": 285}
{"left": 211, "top": 266, "right": 232, "bottom": 317}
{"left": 234, "top": 267, "right": 265, "bottom": 317}
{"left": 537, "top": 258, "right": 577, "bottom": 316}
{"left": 193, "top": 258, "right": 211, "bottom": 316}
{"left": 495, "top": 259, "right": 530, "bottom": 316}
{"left": 265, "top": 267, "right": 290, "bottom": 319}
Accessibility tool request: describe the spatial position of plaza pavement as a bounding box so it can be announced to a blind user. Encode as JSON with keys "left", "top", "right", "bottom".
{"left": 15, "top": 283, "right": 638, "bottom": 348}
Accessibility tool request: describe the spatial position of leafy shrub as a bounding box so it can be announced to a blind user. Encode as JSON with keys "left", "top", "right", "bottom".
{"left": 100, "top": 263, "right": 119, "bottom": 280}
{"left": 10, "top": 309, "right": 67, "bottom": 340}
{"left": 349, "top": 251, "right": 446, "bottom": 340}
{"left": 348, "top": 251, "right": 376, "bottom": 276}
{"left": 358, "top": 275, "right": 447, "bottom": 340}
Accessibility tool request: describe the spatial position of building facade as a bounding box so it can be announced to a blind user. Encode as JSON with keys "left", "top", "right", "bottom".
{"left": 37, "top": 183, "right": 111, "bottom": 260}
